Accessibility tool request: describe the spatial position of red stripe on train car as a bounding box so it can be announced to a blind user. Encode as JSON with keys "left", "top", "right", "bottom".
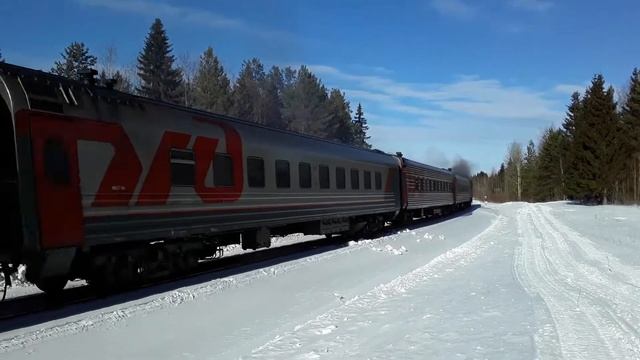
{"left": 192, "top": 116, "right": 244, "bottom": 203}
{"left": 136, "top": 131, "right": 191, "bottom": 206}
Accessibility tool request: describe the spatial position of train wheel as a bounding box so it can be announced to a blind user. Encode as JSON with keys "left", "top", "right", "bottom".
{"left": 35, "top": 276, "right": 67, "bottom": 296}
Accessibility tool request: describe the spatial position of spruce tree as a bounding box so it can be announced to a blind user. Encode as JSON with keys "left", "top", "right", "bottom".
{"left": 193, "top": 47, "right": 232, "bottom": 114}
{"left": 231, "top": 58, "right": 265, "bottom": 122}
{"left": 51, "top": 42, "right": 97, "bottom": 80}
{"left": 572, "top": 74, "right": 621, "bottom": 203}
{"left": 136, "top": 18, "right": 182, "bottom": 103}
{"left": 561, "top": 91, "right": 582, "bottom": 199}
{"left": 521, "top": 140, "right": 538, "bottom": 201}
{"left": 281, "top": 65, "right": 330, "bottom": 137}
{"left": 535, "top": 128, "right": 565, "bottom": 201}
{"left": 326, "top": 89, "right": 355, "bottom": 144}
{"left": 99, "top": 70, "right": 133, "bottom": 93}
{"left": 621, "top": 68, "right": 640, "bottom": 202}
{"left": 353, "top": 103, "right": 371, "bottom": 148}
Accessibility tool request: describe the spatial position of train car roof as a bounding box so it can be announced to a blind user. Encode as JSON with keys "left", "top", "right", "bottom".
{"left": 0, "top": 62, "right": 397, "bottom": 159}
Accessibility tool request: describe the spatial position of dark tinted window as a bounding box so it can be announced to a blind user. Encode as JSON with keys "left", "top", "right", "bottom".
{"left": 299, "top": 162, "right": 311, "bottom": 189}
{"left": 44, "top": 138, "right": 70, "bottom": 185}
{"left": 375, "top": 172, "right": 382, "bottom": 190}
{"left": 170, "top": 149, "right": 195, "bottom": 186}
{"left": 276, "top": 160, "right": 290, "bottom": 188}
{"left": 247, "top": 157, "right": 265, "bottom": 188}
{"left": 351, "top": 169, "right": 359, "bottom": 190}
{"left": 319, "top": 165, "right": 330, "bottom": 189}
{"left": 336, "top": 167, "right": 346, "bottom": 189}
{"left": 213, "top": 153, "right": 234, "bottom": 186}
{"left": 364, "top": 171, "right": 371, "bottom": 190}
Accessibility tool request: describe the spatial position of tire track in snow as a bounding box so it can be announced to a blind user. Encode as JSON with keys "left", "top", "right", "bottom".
{"left": 248, "top": 215, "right": 505, "bottom": 359}
{"left": 514, "top": 203, "right": 640, "bottom": 359}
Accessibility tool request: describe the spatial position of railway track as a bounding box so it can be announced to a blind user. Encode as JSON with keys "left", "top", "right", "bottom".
{"left": 0, "top": 207, "right": 477, "bottom": 326}
{"left": 0, "top": 235, "right": 349, "bottom": 323}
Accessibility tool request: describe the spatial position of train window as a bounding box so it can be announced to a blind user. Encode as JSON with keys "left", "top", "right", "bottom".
{"left": 375, "top": 172, "right": 382, "bottom": 190}
{"left": 336, "top": 167, "right": 346, "bottom": 189}
{"left": 351, "top": 169, "right": 360, "bottom": 190}
{"left": 247, "top": 157, "right": 265, "bottom": 188}
{"left": 319, "top": 165, "right": 330, "bottom": 189}
{"left": 414, "top": 178, "right": 420, "bottom": 192}
{"left": 170, "top": 149, "right": 195, "bottom": 186}
{"left": 276, "top": 160, "right": 290, "bottom": 188}
{"left": 420, "top": 178, "right": 425, "bottom": 192}
{"left": 299, "top": 162, "right": 312, "bottom": 189}
{"left": 213, "top": 153, "right": 234, "bottom": 186}
{"left": 44, "top": 138, "right": 70, "bottom": 185}
{"left": 429, "top": 179, "right": 434, "bottom": 192}
{"left": 364, "top": 171, "right": 371, "bottom": 190}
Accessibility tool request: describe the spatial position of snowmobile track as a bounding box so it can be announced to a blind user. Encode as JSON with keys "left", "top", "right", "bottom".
{"left": 514, "top": 203, "right": 640, "bottom": 360}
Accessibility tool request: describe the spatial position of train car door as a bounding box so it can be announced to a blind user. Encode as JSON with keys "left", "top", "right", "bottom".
{"left": 30, "top": 112, "right": 84, "bottom": 250}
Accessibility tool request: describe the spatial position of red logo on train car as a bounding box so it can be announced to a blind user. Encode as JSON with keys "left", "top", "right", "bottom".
{"left": 136, "top": 117, "right": 244, "bottom": 205}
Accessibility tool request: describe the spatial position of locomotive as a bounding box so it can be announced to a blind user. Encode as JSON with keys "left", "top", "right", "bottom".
{"left": 0, "top": 63, "right": 472, "bottom": 294}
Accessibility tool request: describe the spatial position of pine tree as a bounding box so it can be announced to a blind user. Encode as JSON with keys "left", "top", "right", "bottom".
{"left": 281, "top": 65, "right": 330, "bottom": 137}
{"left": 261, "top": 66, "right": 285, "bottom": 129}
{"left": 571, "top": 74, "right": 622, "bottom": 203}
{"left": 326, "top": 89, "right": 355, "bottom": 144}
{"left": 51, "top": 42, "right": 97, "bottom": 80}
{"left": 231, "top": 58, "right": 265, "bottom": 122}
{"left": 352, "top": 103, "right": 371, "bottom": 148}
{"left": 282, "top": 66, "right": 297, "bottom": 89}
{"left": 192, "top": 47, "right": 232, "bottom": 114}
{"left": 136, "top": 18, "right": 182, "bottom": 103}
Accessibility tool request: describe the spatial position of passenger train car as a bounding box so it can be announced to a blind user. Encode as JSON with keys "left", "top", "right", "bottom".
{"left": 0, "top": 63, "right": 472, "bottom": 293}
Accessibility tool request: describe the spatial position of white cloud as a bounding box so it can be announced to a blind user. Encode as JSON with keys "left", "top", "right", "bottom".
{"left": 75, "top": 0, "right": 292, "bottom": 41}
{"left": 310, "top": 64, "right": 573, "bottom": 171}
{"left": 312, "top": 65, "right": 563, "bottom": 122}
{"left": 430, "top": 0, "right": 476, "bottom": 19}
{"left": 553, "top": 83, "right": 585, "bottom": 95}
{"left": 510, "top": 0, "right": 554, "bottom": 12}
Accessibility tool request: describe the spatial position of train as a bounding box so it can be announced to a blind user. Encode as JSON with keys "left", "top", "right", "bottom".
{"left": 0, "top": 62, "right": 472, "bottom": 294}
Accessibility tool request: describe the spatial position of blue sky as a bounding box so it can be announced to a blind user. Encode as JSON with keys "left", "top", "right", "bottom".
{"left": 2, "top": 0, "right": 639, "bottom": 172}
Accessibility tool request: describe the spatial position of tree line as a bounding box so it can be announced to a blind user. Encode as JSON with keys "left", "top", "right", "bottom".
{"left": 474, "top": 70, "right": 640, "bottom": 205}
{"left": 26, "top": 18, "right": 371, "bottom": 148}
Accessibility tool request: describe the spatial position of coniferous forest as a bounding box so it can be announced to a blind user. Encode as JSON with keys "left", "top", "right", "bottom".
{"left": 42, "top": 18, "right": 371, "bottom": 149}
{"left": 474, "top": 71, "right": 640, "bottom": 205}
{"left": 5, "top": 17, "right": 639, "bottom": 204}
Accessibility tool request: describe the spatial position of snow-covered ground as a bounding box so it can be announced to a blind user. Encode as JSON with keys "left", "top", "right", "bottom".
{"left": 2, "top": 201, "right": 640, "bottom": 359}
